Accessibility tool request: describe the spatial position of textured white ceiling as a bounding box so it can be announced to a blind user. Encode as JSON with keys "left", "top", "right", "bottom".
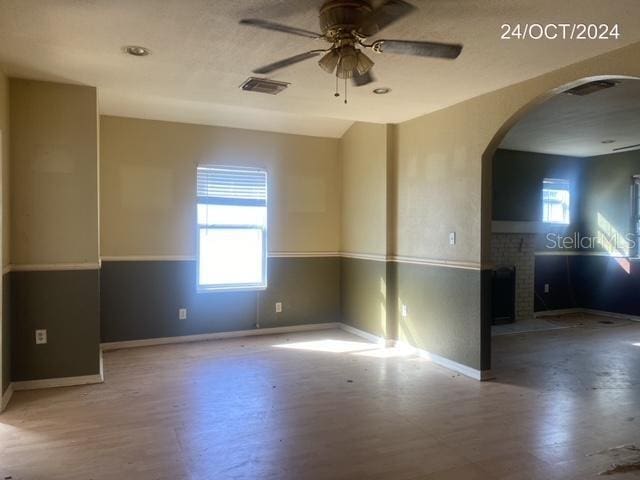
{"left": 0, "top": 0, "right": 639, "bottom": 137}
{"left": 501, "top": 79, "right": 640, "bottom": 157}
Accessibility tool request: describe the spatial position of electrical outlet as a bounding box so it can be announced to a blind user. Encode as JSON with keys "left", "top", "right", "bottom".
{"left": 35, "top": 329, "right": 47, "bottom": 345}
{"left": 179, "top": 308, "right": 187, "bottom": 320}
{"left": 275, "top": 302, "right": 282, "bottom": 313}
{"left": 401, "top": 304, "right": 408, "bottom": 318}
{"left": 449, "top": 232, "right": 456, "bottom": 245}
{"left": 544, "top": 284, "right": 550, "bottom": 294}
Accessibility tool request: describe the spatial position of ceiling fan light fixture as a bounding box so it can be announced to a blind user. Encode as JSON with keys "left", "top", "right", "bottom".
{"left": 336, "top": 46, "right": 359, "bottom": 79}
{"left": 355, "top": 51, "right": 374, "bottom": 76}
{"left": 318, "top": 50, "right": 340, "bottom": 74}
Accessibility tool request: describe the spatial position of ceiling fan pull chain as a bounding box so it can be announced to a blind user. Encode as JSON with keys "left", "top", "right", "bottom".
{"left": 335, "top": 74, "right": 340, "bottom": 98}
{"left": 344, "top": 77, "right": 348, "bottom": 104}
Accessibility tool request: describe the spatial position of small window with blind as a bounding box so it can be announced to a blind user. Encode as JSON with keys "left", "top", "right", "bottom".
{"left": 542, "top": 178, "right": 570, "bottom": 225}
{"left": 197, "top": 166, "right": 268, "bottom": 291}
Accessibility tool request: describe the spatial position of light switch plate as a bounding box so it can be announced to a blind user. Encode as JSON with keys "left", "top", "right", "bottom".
{"left": 275, "top": 302, "right": 283, "bottom": 313}
{"left": 179, "top": 308, "right": 187, "bottom": 320}
{"left": 35, "top": 329, "right": 47, "bottom": 345}
{"left": 449, "top": 232, "right": 456, "bottom": 245}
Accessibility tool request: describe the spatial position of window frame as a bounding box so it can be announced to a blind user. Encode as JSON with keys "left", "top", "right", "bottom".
{"left": 630, "top": 175, "right": 640, "bottom": 258}
{"left": 542, "top": 178, "right": 571, "bottom": 225}
{"left": 196, "top": 165, "right": 268, "bottom": 293}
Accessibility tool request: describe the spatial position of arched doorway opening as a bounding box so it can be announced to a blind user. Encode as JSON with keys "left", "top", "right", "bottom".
{"left": 481, "top": 75, "right": 640, "bottom": 378}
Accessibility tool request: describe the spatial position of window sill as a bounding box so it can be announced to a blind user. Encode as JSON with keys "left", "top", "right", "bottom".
{"left": 197, "top": 285, "right": 267, "bottom": 294}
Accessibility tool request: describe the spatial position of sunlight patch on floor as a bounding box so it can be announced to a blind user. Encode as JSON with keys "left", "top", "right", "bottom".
{"left": 272, "top": 338, "right": 421, "bottom": 359}
{"left": 273, "top": 339, "right": 380, "bottom": 353}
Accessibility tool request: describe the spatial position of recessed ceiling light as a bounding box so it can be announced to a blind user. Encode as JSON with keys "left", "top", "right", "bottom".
{"left": 124, "top": 46, "right": 151, "bottom": 57}
{"left": 602, "top": 140, "right": 616, "bottom": 144}
{"left": 373, "top": 87, "right": 391, "bottom": 95}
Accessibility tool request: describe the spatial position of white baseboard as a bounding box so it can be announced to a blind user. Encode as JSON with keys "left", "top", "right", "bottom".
{"left": 338, "top": 323, "right": 393, "bottom": 346}
{"left": 535, "top": 308, "right": 640, "bottom": 322}
{"left": 1, "top": 383, "right": 14, "bottom": 412}
{"left": 12, "top": 373, "right": 103, "bottom": 392}
{"left": 101, "top": 322, "right": 341, "bottom": 351}
{"left": 338, "top": 323, "right": 491, "bottom": 381}
{"left": 1, "top": 352, "right": 104, "bottom": 412}
{"left": 395, "top": 341, "right": 492, "bottom": 381}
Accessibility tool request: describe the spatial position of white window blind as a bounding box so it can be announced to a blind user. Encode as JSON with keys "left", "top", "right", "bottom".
{"left": 197, "top": 166, "right": 267, "bottom": 291}
{"left": 542, "top": 178, "right": 570, "bottom": 225}
{"left": 197, "top": 166, "right": 267, "bottom": 206}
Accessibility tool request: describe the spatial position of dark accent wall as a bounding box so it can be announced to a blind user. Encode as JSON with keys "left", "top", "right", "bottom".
{"left": 396, "top": 262, "right": 485, "bottom": 370}
{"left": 340, "top": 258, "right": 390, "bottom": 339}
{"left": 571, "top": 256, "right": 640, "bottom": 314}
{"left": 10, "top": 270, "right": 101, "bottom": 382}
{"left": 534, "top": 255, "right": 578, "bottom": 312}
{"left": 341, "top": 258, "right": 487, "bottom": 371}
{"left": 2, "top": 273, "right": 10, "bottom": 394}
{"left": 581, "top": 150, "right": 640, "bottom": 242}
{"left": 493, "top": 149, "right": 584, "bottom": 223}
{"left": 496, "top": 148, "right": 640, "bottom": 317}
{"left": 535, "top": 254, "right": 640, "bottom": 316}
{"left": 100, "top": 257, "right": 341, "bottom": 343}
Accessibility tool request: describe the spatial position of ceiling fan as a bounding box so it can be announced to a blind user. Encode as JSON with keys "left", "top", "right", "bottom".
{"left": 240, "top": 0, "right": 463, "bottom": 101}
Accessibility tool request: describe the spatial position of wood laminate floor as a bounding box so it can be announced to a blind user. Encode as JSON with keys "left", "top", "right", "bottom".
{"left": 1, "top": 317, "right": 640, "bottom": 479}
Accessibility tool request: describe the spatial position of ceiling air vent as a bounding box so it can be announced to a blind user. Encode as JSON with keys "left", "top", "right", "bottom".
{"left": 564, "top": 80, "right": 618, "bottom": 96}
{"left": 240, "top": 77, "right": 290, "bottom": 95}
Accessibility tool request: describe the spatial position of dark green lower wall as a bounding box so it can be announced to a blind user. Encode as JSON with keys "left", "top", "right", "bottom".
{"left": 341, "top": 257, "right": 490, "bottom": 372}
{"left": 2, "top": 272, "right": 10, "bottom": 394}
{"left": 10, "top": 270, "right": 101, "bottom": 382}
{"left": 100, "top": 257, "right": 341, "bottom": 343}
{"left": 396, "top": 262, "right": 487, "bottom": 371}
{"left": 340, "top": 258, "right": 390, "bottom": 339}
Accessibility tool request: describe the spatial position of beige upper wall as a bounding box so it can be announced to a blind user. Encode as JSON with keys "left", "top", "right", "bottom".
{"left": 0, "top": 70, "right": 8, "bottom": 269}
{"left": 340, "top": 122, "right": 388, "bottom": 257}
{"left": 100, "top": 116, "right": 340, "bottom": 257}
{"left": 10, "top": 79, "right": 99, "bottom": 265}
{"left": 394, "top": 41, "right": 640, "bottom": 266}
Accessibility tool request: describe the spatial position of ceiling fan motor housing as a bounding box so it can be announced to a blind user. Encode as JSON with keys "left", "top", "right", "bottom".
{"left": 319, "top": 0, "right": 372, "bottom": 41}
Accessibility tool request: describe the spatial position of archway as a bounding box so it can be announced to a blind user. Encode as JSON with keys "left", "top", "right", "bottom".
{"left": 480, "top": 75, "right": 640, "bottom": 373}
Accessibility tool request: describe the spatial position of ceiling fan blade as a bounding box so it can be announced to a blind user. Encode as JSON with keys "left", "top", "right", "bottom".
{"left": 240, "top": 19, "right": 322, "bottom": 39}
{"left": 357, "top": 0, "right": 416, "bottom": 37}
{"left": 373, "top": 40, "right": 462, "bottom": 59}
{"left": 352, "top": 70, "right": 375, "bottom": 87}
{"left": 253, "top": 50, "right": 326, "bottom": 74}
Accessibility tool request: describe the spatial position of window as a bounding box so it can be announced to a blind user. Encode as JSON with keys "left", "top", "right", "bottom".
{"left": 197, "top": 166, "right": 267, "bottom": 291}
{"left": 542, "top": 178, "right": 570, "bottom": 224}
